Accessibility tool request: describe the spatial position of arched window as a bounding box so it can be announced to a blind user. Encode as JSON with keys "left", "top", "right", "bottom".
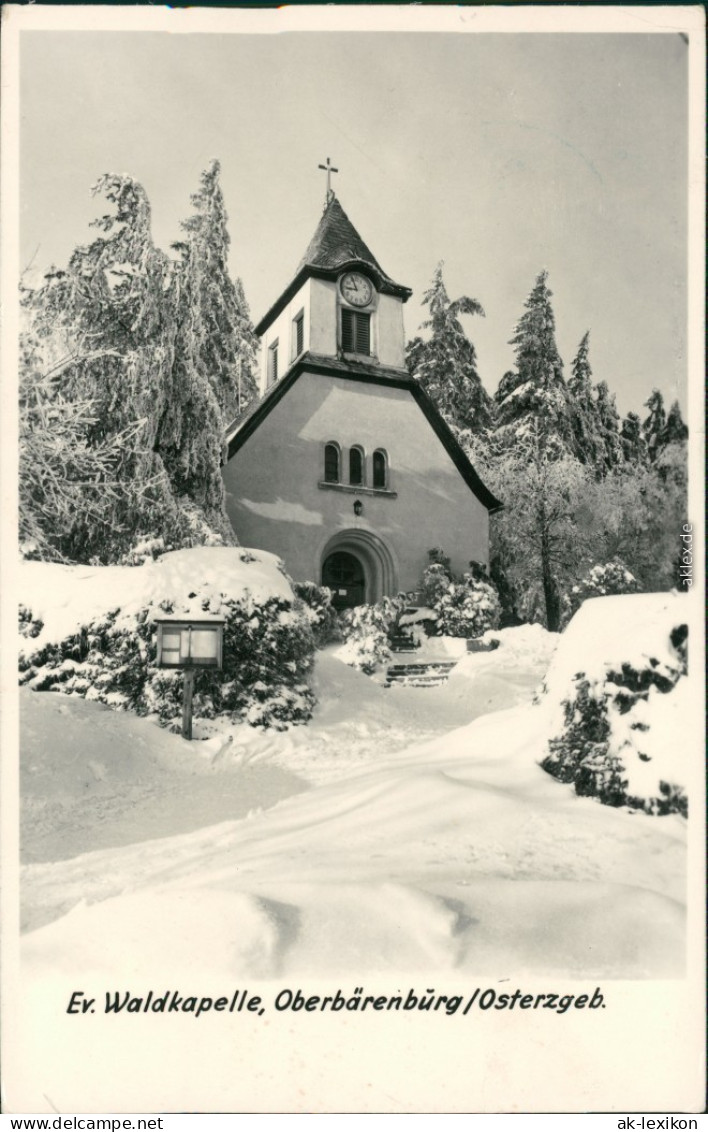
{"left": 373, "top": 448, "right": 388, "bottom": 490}
{"left": 349, "top": 446, "right": 364, "bottom": 487}
{"left": 324, "top": 442, "right": 340, "bottom": 484}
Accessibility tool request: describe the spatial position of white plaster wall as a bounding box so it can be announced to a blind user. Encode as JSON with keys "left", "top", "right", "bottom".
{"left": 224, "top": 371, "right": 491, "bottom": 593}
{"left": 259, "top": 280, "right": 312, "bottom": 394}
{"left": 375, "top": 293, "right": 406, "bottom": 368}
{"left": 309, "top": 278, "right": 338, "bottom": 357}
{"left": 259, "top": 278, "right": 407, "bottom": 391}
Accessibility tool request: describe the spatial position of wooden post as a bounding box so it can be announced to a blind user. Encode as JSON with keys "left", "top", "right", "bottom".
{"left": 181, "top": 668, "right": 195, "bottom": 740}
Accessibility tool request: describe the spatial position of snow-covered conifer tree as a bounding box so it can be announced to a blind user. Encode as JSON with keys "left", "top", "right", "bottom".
{"left": 494, "top": 270, "right": 574, "bottom": 458}
{"left": 172, "top": 159, "right": 258, "bottom": 424}
{"left": 642, "top": 389, "right": 667, "bottom": 463}
{"left": 567, "top": 331, "right": 603, "bottom": 467}
{"left": 21, "top": 174, "right": 191, "bottom": 562}
{"left": 19, "top": 323, "right": 147, "bottom": 561}
{"left": 662, "top": 400, "right": 688, "bottom": 448}
{"left": 406, "top": 262, "right": 492, "bottom": 434}
{"left": 154, "top": 160, "right": 259, "bottom": 539}
{"left": 619, "top": 411, "right": 647, "bottom": 464}
{"left": 593, "top": 380, "right": 622, "bottom": 472}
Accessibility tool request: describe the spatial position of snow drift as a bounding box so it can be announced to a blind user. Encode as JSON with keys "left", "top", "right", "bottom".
{"left": 20, "top": 627, "right": 686, "bottom": 983}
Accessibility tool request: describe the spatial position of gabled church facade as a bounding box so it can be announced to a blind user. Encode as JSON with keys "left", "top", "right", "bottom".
{"left": 223, "top": 193, "right": 501, "bottom": 609}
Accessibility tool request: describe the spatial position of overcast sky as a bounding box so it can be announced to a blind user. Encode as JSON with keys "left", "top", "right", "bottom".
{"left": 18, "top": 18, "right": 690, "bottom": 414}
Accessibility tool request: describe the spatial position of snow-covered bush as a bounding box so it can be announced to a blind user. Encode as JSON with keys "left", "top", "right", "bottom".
{"left": 20, "top": 595, "right": 315, "bottom": 731}
{"left": 336, "top": 595, "right": 408, "bottom": 675}
{"left": 562, "top": 559, "right": 639, "bottom": 627}
{"left": 420, "top": 548, "right": 453, "bottom": 604}
{"left": 293, "top": 581, "right": 339, "bottom": 648}
{"left": 19, "top": 605, "right": 43, "bottom": 639}
{"left": 421, "top": 563, "right": 452, "bottom": 608}
{"left": 540, "top": 594, "right": 688, "bottom": 816}
{"left": 18, "top": 549, "right": 316, "bottom": 731}
{"left": 419, "top": 548, "right": 501, "bottom": 638}
{"left": 433, "top": 573, "right": 502, "bottom": 638}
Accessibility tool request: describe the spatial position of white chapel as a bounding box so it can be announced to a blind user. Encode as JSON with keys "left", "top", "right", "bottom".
{"left": 222, "top": 187, "right": 501, "bottom": 608}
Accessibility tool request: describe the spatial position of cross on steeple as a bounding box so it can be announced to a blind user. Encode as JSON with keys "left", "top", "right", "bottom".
{"left": 318, "top": 156, "right": 338, "bottom": 201}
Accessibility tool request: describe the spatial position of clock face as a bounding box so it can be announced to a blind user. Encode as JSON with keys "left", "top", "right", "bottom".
{"left": 340, "top": 272, "right": 374, "bottom": 308}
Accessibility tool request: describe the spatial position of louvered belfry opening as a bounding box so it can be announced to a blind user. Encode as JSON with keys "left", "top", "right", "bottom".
{"left": 268, "top": 340, "right": 279, "bottom": 385}
{"left": 294, "top": 311, "right": 304, "bottom": 358}
{"left": 341, "top": 309, "right": 371, "bottom": 355}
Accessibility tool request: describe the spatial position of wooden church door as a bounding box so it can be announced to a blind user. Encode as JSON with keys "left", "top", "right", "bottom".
{"left": 322, "top": 550, "right": 365, "bottom": 610}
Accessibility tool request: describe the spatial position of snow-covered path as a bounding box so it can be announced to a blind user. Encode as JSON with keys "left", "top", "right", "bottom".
{"left": 21, "top": 692, "right": 308, "bottom": 872}
{"left": 21, "top": 631, "right": 550, "bottom": 871}
{"left": 225, "top": 631, "right": 553, "bottom": 783}
{"left": 21, "top": 629, "right": 686, "bottom": 979}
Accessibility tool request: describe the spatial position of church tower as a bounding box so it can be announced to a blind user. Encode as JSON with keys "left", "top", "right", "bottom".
{"left": 223, "top": 184, "right": 501, "bottom": 608}
{"left": 254, "top": 192, "right": 412, "bottom": 394}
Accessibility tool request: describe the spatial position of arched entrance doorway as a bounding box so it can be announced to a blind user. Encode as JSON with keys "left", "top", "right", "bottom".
{"left": 322, "top": 550, "right": 366, "bottom": 610}
{"left": 319, "top": 529, "right": 398, "bottom": 608}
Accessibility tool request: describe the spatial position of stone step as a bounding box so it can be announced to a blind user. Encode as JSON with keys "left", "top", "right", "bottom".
{"left": 387, "top": 674, "right": 446, "bottom": 683}
{"left": 387, "top": 662, "right": 457, "bottom": 674}
{"left": 384, "top": 658, "right": 458, "bottom": 689}
{"left": 385, "top": 672, "right": 449, "bottom": 682}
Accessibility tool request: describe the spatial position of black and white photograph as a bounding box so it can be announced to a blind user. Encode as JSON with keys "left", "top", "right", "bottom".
{"left": 1, "top": 3, "right": 705, "bottom": 1116}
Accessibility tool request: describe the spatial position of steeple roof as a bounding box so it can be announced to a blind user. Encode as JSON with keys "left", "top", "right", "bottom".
{"left": 297, "top": 196, "right": 394, "bottom": 283}
{"left": 255, "top": 194, "right": 411, "bottom": 336}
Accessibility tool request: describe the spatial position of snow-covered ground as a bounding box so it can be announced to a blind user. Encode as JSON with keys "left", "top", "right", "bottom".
{"left": 21, "top": 692, "right": 307, "bottom": 877}
{"left": 21, "top": 623, "right": 686, "bottom": 981}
